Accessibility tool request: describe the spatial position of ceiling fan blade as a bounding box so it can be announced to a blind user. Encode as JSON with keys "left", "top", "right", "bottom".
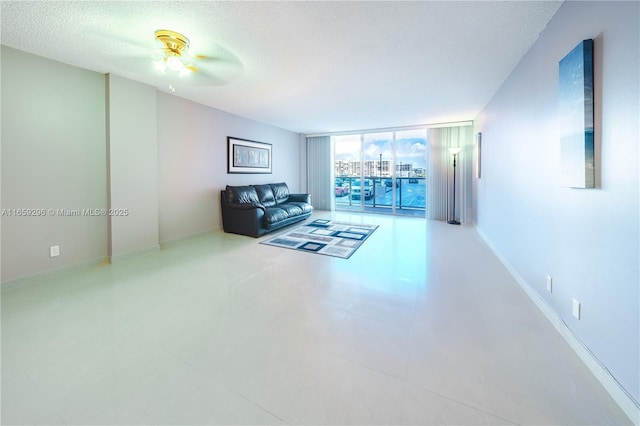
{"left": 185, "top": 64, "right": 199, "bottom": 73}
{"left": 93, "top": 29, "right": 154, "bottom": 52}
{"left": 188, "top": 40, "right": 241, "bottom": 62}
{"left": 177, "top": 67, "right": 239, "bottom": 87}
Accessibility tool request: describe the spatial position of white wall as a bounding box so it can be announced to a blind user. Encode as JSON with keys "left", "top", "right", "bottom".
{"left": 474, "top": 1, "right": 639, "bottom": 404}
{"left": 1, "top": 46, "right": 108, "bottom": 282}
{"left": 156, "top": 92, "right": 303, "bottom": 242}
{"left": 106, "top": 74, "right": 159, "bottom": 258}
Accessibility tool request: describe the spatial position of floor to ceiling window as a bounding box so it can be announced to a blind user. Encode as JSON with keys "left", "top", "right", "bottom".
{"left": 334, "top": 128, "right": 427, "bottom": 216}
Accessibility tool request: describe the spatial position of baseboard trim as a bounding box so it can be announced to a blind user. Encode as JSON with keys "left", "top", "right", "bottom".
{"left": 108, "top": 244, "right": 161, "bottom": 264}
{"left": 475, "top": 226, "right": 639, "bottom": 426}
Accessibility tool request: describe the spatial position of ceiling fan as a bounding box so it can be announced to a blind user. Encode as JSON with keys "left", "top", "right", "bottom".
{"left": 146, "top": 28, "right": 243, "bottom": 89}
{"left": 153, "top": 29, "right": 202, "bottom": 76}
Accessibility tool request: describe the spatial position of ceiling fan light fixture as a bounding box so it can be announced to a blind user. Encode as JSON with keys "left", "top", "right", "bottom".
{"left": 154, "top": 60, "right": 167, "bottom": 72}
{"left": 153, "top": 29, "right": 198, "bottom": 77}
{"left": 166, "top": 56, "right": 184, "bottom": 72}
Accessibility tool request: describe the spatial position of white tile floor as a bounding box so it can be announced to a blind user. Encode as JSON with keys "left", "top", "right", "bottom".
{"left": 1, "top": 212, "right": 631, "bottom": 425}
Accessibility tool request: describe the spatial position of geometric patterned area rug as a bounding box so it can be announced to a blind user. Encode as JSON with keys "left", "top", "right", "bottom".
{"left": 260, "top": 219, "right": 379, "bottom": 259}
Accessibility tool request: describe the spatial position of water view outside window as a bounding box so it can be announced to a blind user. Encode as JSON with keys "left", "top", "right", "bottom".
{"left": 334, "top": 129, "right": 427, "bottom": 216}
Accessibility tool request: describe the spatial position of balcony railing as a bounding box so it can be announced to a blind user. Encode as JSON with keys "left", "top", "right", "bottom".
{"left": 335, "top": 176, "right": 426, "bottom": 216}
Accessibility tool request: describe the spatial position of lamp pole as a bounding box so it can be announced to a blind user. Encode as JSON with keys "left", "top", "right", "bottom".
{"left": 448, "top": 148, "right": 461, "bottom": 225}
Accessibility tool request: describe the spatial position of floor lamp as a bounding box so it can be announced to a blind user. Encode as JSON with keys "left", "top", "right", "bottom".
{"left": 448, "top": 147, "right": 461, "bottom": 225}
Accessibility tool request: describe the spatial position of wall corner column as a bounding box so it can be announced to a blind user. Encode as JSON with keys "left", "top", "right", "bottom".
{"left": 105, "top": 74, "right": 159, "bottom": 261}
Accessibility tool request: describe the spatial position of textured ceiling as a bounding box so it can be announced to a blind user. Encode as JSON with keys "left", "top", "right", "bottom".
{"left": 1, "top": 1, "right": 562, "bottom": 134}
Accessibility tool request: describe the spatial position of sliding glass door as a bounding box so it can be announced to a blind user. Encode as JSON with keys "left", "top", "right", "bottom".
{"left": 395, "top": 129, "right": 427, "bottom": 216}
{"left": 363, "top": 132, "right": 393, "bottom": 212}
{"left": 334, "top": 128, "right": 427, "bottom": 216}
{"left": 334, "top": 134, "right": 362, "bottom": 211}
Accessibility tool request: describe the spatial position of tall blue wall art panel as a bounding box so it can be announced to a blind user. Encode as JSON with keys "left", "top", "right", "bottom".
{"left": 559, "top": 39, "right": 595, "bottom": 188}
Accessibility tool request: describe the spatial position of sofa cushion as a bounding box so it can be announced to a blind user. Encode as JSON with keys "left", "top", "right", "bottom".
{"left": 288, "top": 202, "right": 314, "bottom": 214}
{"left": 277, "top": 203, "right": 304, "bottom": 217}
{"left": 226, "top": 185, "right": 259, "bottom": 204}
{"left": 270, "top": 182, "right": 290, "bottom": 204}
{"left": 263, "top": 207, "right": 288, "bottom": 224}
{"left": 253, "top": 184, "right": 276, "bottom": 207}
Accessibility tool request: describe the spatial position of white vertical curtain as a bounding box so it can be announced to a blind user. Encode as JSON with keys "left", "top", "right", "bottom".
{"left": 306, "top": 136, "right": 333, "bottom": 211}
{"left": 427, "top": 125, "right": 473, "bottom": 222}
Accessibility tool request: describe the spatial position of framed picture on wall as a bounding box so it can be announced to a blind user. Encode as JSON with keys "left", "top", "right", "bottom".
{"left": 559, "top": 39, "right": 595, "bottom": 188}
{"left": 227, "top": 137, "right": 272, "bottom": 174}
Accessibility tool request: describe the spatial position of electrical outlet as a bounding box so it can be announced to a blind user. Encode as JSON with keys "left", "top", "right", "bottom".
{"left": 50, "top": 245, "right": 60, "bottom": 258}
{"left": 546, "top": 275, "right": 553, "bottom": 292}
{"left": 572, "top": 298, "right": 581, "bottom": 319}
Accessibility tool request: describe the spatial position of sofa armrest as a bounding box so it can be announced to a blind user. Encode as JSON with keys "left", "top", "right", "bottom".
{"left": 288, "top": 193, "right": 311, "bottom": 204}
{"left": 220, "top": 191, "right": 266, "bottom": 238}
